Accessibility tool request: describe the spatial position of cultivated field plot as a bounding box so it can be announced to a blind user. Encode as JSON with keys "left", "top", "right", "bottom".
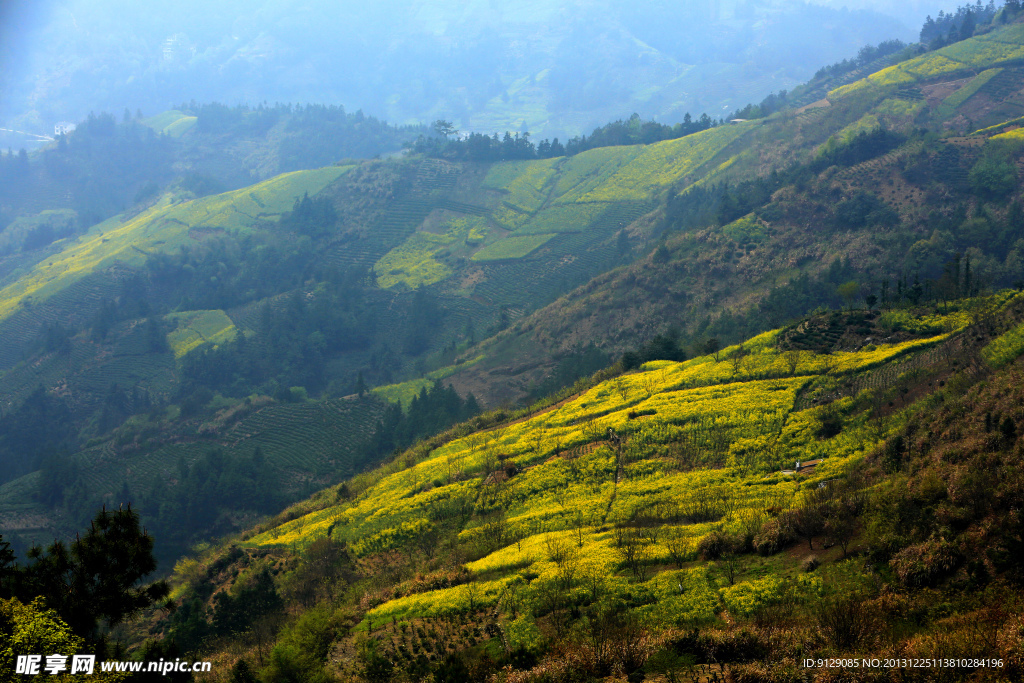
{"left": 566, "top": 125, "right": 752, "bottom": 203}
{"left": 938, "top": 68, "right": 1002, "bottom": 117}
{"left": 373, "top": 216, "right": 488, "bottom": 289}
{"left": 175, "top": 166, "right": 352, "bottom": 232}
{"left": 481, "top": 158, "right": 559, "bottom": 214}
{"left": 470, "top": 234, "right": 557, "bottom": 262}
{"left": 371, "top": 358, "right": 480, "bottom": 410}
{"left": 549, "top": 146, "right": 646, "bottom": 204}
{"left": 516, "top": 203, "right": 609, "bottom": 234}
{"left": 165, "top": 310, "right": 238, "bottom": 358}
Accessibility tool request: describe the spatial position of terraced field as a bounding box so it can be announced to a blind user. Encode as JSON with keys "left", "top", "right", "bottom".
{"left": 516, "top": 203, "right": 609, "bottom": 235}
{"left": 371, "top": 358, "right": 481, "bottom": 409}
{"left": 549, "top": 146, "right": 646, "bottom": 204}
{"left": 471, "top": 201, "right": 651, "bottom": 307}
{"left": 374, "top": 216, "right": 488, "bottom": 289}
{"left": 482, "top": 159, "right": 559, "bottom": 214}
{"left": 470, "top": 234, "right": 556, "bottom": 262}
{"left": 0, "top": 264, "right": 134, "bottom": 370}
{"left": 563, "top": 125, "right": 752, "bottom": 203}
{"left": 937, "top": 68, "right": 1002, "bottom": 117}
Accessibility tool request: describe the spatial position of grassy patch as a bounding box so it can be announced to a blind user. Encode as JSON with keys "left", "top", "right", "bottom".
{"left": 550, "top": 146, "right": 646, "bottom": 204}
{"left": 570, "top": 125, "right": 751, "bottom": 203}
{"left": 982, "top": 320, "right": 1024, "bottom": 367}
{"left": 470, "top": 233, "right": 556, "bottom": 261}
{"left": 721, "top": 214, "right": 768, "bottom": 244}
{"left": 141, "top": 110, "right": 197, "bottom": 137}
{"left": 875, "top": 98, "right": 926, "bottom": 119}
{"left": 517, "top": 203, "right": 609, "bottom": 234}
{"left": 990, "top": 126, "right": 1024, "bottom": 141}
{"left": 817, "top": 114, "right": 881, "bottom": 159}
{"left": 370, "top": 359, "right": 481, "bottom": 409}
{"left": 940, "top": 68, "right": 1002, "bottom": 116}
{"left": 490, "top": 204, "right": 531, "bottom": 231}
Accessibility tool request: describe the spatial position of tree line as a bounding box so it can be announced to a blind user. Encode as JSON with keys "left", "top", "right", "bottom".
{"left": 921, "top": 1, "right": 1004, "bottom": 47}
{"left": 412, "top": 111, "right": 720, "bottom": 162}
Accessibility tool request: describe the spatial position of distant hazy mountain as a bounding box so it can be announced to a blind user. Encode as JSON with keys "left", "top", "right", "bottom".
{"left": 1, "top": 0, "right": 912, "bottom": 146}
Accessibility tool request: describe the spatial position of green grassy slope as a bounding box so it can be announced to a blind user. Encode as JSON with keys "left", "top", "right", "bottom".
{"left": 141, "top": 110, "right": 198, "bottom": 138}
{"left": 372, "top": 126, "right": 749, "bottom": 289}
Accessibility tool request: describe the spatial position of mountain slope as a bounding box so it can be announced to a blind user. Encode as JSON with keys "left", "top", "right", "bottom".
{"left": 7, "top": 11, "right": 1024, "bottom": 584}
{"left": 0, "top": 129, "right": 753, "bottom": 561}
{"left": 437, "top": 15, "right": 1024, "bottom": 405}
{"left": 154, "top": 291, "right": 1024, "bottom": 681}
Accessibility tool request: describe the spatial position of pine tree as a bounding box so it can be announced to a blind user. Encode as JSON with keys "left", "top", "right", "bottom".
{"left": 15, "top": 505, "right": 168, "bottom": 639}
{"left": 0, "top": 535, "right": 14, "bottom": 598}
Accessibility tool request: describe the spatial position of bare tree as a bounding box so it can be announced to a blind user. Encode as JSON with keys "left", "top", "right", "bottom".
{"left": 824, "top": 513, "right": 857, "bottom": 558}
{"left": 532, "top": 425, "right": 545, "bottom": 455}
{"left": 665, "top": 530, "right": 692, "bottom": 568}
{"left": 726, "top": 347, "right": 748, "bottom": 377}
{"left": 545, "top": 536, "right": 580, "bottom": 590}
{"left": 641, "top": 373, "right": 658, "bottom": 397}
{"left": 615, "top": 527, "right": 653, "bottom": 581}
{"left": 572, "top": 510, "right": 587, "bottom": 548}
{"left": 704, "top": 338, "right": 721, "bottom": 362}
{"left": 821, "top": 352, "right": 838, "bottom": 375}
{"left": 784, "top": 348, "right": 802, "bottom": 375}
{"left": 614, "top": 377, "right": 630, "bottom": 401}
{"left": 718, "top": 547, "right": 741, "bottom": 586}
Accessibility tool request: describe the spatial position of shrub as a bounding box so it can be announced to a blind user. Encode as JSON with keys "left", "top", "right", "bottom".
{"left": 970, "top": 153, "right": 1018, "bottom": 200}
{"left": 890, "top": 536, "right": 963, "bottom": 587}
{"left": 698, "top": 530, "right": 729, "bottom": 560}
{"left": 815, "top": 595, "right": 876, "bottom": 650}
{"left": 753, "top": 518, "right": 794, "bottom": 556}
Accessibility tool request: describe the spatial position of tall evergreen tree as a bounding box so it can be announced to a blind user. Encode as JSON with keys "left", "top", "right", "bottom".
{"left": 13, "top": 505, "right": 169, "bottom": 640}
